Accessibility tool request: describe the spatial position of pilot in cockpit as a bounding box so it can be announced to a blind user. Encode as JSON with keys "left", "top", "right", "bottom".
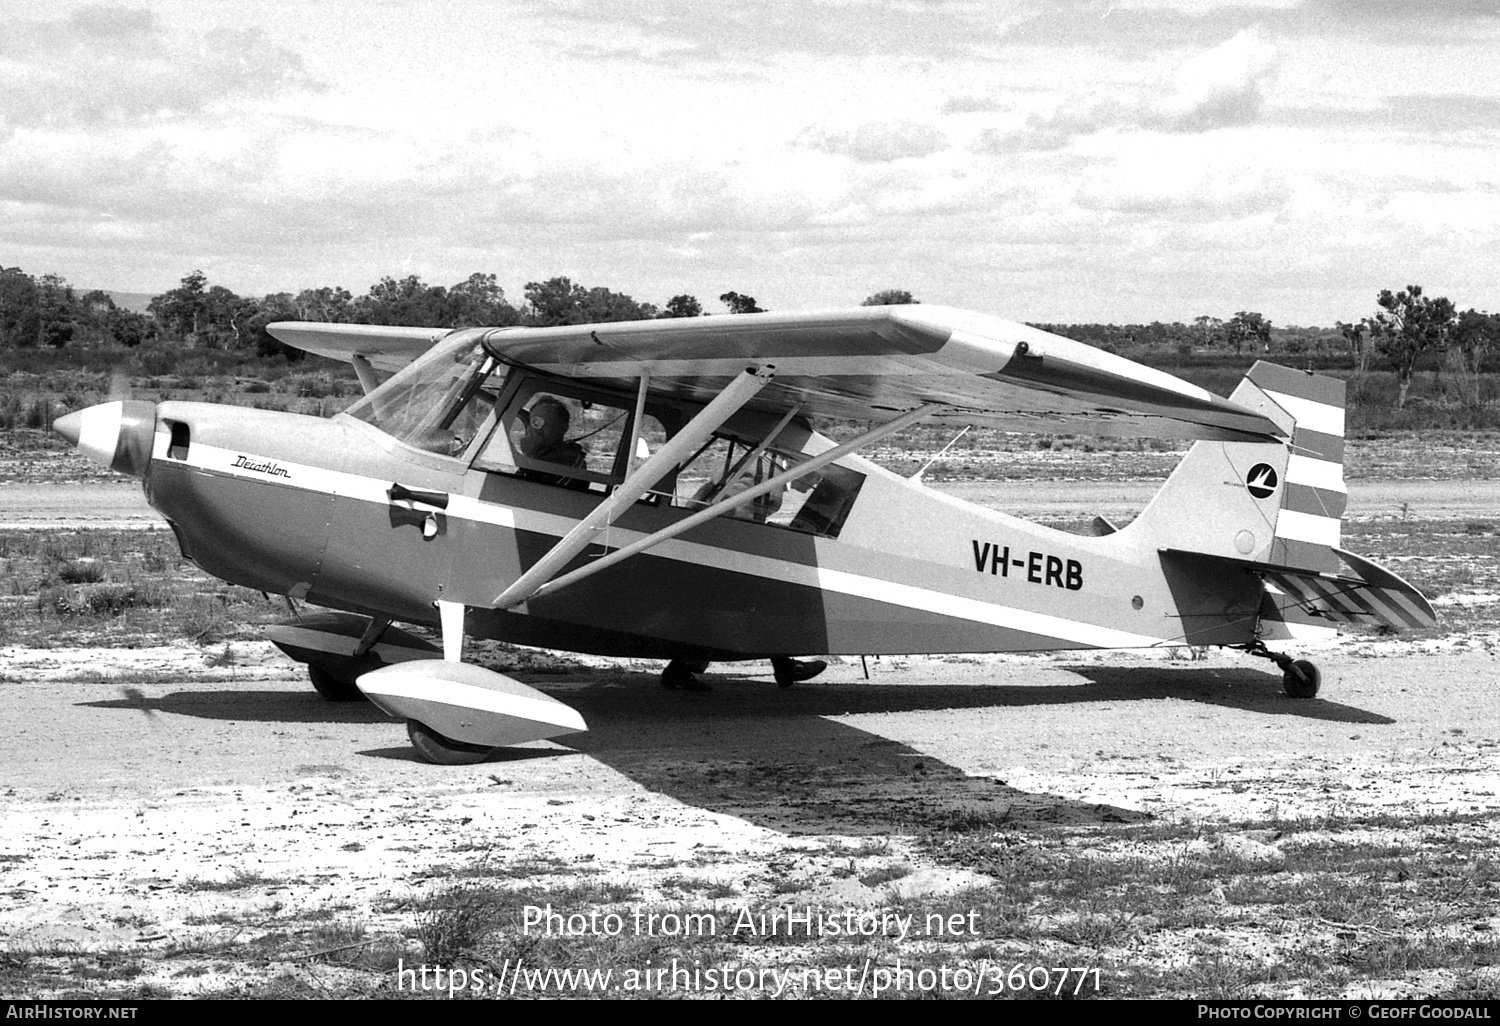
{"left": 514, "top": 396, "right": 589, "bottom": 488}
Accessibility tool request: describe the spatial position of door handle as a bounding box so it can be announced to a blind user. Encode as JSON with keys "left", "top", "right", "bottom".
{"left": 388, "top": 482, "right": 449, "bottom": 540}
{"left": 388, "top": 482, "right": 450, "bottom": 510}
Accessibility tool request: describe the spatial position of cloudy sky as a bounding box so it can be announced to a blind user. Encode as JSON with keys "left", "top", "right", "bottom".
{"left": 3, "top": 0, "right": 1499, "bottom": 325}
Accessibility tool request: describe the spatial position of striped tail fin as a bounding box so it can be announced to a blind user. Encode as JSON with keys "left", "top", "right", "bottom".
{"left": 1244, "top": 362, "right": 1346, "bottom": 573}
{"left": 1145, "top": 361, "right": 1435, "bottom": 636}
{"left": 1134, "top": 360, "right": 1346, "bottom": 572}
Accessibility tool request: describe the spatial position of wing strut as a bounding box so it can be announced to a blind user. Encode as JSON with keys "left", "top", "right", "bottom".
{"left": 350, "top": 355, "right": 381, "bottom": 396}
{"left": 520, "top": 403, "right": 945, "bottom": 606}
{"left": 624, "top": 373, "right": 651, "bottom": 476}
{"left": 491, "top": 367, "right": 776, "bottom": 609}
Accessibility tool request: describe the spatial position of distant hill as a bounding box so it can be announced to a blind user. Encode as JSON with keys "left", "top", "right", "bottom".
{"left": 105, "top": 291, "right": 156, "bottom": 315}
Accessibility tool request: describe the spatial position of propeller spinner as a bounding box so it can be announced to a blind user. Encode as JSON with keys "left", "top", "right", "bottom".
{"left": 52, "top": 400, "right": 158, "bottom": 478}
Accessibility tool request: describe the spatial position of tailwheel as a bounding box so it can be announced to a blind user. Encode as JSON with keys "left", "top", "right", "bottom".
{"left": 1243, "top": 641, "right": 1323, "bottom": 699}
{"left": 406, "top": 720, "right": 495, "bottom": 766}
{"left": 1282, "top": 659, "right": 1321, "bottom": 699}
{"left": 308, "top": 663, "right": 367, "bottom": 702}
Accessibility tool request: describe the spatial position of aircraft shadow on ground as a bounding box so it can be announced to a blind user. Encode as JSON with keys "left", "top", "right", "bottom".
{"left": 359, "top": 745, "right": 563, "bottom": 764}
{"left": 549, "top": 674, "right": 1142, "bottom": 834}
{"left": 537, "top": 664, "right": 1390, "bottom": 833}
{"left": 1051, "top": 663, "right": 1394, "bottom": 725}
{"left": 80, "top": 687, "right": 393, "bottom": 724}
{"left": 555, "top": 662, "right": 1391, "bottom": 724}
{"left": 75, "top": 662, "right": 1391, "bottom": 834}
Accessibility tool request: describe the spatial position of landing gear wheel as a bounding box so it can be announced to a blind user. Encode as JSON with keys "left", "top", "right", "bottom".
{"left": 406, "top": 720, "right": 495, "bottom": 766}
{"left": 1282, "top": 659, "right": 1321, "bottom": 699}
{"left": 308, "top": 664, "right": 366, "bottom": 702}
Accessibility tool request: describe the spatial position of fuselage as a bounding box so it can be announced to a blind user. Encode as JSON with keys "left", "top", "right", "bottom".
{"left": 134, "top": 396, "right": 1258, "bottom": 661}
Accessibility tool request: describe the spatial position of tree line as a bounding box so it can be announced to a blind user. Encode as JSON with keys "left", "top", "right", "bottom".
{"left": 2, "top": 264, "right": 1495, "bottom": 409}
{"left": 1037, "top": 292, "right": 1497, "bottom": 410}
{"left": 0, "top": 268, "right": 151, "bottom": 349}
{"left": 1336, "top": 287, "right": 1499, "bottom": 408}
{"left": 0, "top": 265, "right": 832, "bottom": 358}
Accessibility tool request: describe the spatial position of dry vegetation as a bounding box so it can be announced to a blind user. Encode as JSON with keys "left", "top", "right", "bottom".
{"left": 0, "top": 529, "right": 270, "bottom": 649}
{"left": 5, "top": 773, "right": 1499, "bottom": 1000}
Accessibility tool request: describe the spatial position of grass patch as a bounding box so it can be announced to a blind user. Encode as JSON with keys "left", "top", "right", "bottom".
{"left": 661, "top": 875, "right": 737, "bottom": 898}
{"left": 0, "top": 528, "right": 277, "bottom": 646}
{"left": 411, "top": 884, "right": 508, "bottom": 963}
{"left": 908, "top": 808, "right": 1500, "bottom": 998}
{"left": 858, "top": 864, "right": 913, "bottom": 888}
{"left": 179, "top": 869, "right": 282, "bottom": 893}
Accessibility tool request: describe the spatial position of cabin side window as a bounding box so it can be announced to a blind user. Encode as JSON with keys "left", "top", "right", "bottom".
{"left": 674, "top": 433, "right": 865, "bottom": 538}
{"left": 342, "top": 339, "right": 507, "bottom": 458}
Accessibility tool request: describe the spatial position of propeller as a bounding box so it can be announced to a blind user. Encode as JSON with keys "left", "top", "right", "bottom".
{"left": 53, "top": 373, "right": 158, "bottom": 478}
{"left": 107, "top": 369, "right": 132, "bottom": 403}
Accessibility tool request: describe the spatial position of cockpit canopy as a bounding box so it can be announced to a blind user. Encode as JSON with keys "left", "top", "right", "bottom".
{"left": 341, "top": 333, "right": 865, "bottom": 537}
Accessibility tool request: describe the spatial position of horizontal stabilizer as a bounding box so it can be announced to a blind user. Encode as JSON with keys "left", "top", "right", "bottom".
{"left": 1162, "top": 547, "right": 1436, "bottom": 632}
{"left": 357, "top": 661, "right": 587, "bottom": 748}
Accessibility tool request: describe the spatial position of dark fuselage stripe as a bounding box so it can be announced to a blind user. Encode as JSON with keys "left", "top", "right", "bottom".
{"left": 160, "top": 440, "right": 1167, "bottom": 650}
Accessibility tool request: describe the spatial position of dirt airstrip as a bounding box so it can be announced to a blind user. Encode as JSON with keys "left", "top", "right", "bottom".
{"left": 1, "top": 479, "right": 1498, "bottom": 999}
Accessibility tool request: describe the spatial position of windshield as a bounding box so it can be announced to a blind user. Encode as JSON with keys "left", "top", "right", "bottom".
{"left": 342, "top": 336, "right": 508, "bottom": 457}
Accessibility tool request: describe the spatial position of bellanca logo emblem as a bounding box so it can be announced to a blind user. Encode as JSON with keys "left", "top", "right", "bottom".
{"left": 1246, "top": 463, "right": 1278, "bottom": 499}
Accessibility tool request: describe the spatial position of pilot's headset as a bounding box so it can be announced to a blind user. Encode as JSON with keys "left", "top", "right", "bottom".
{"left": 525, "top": 397, "right": 571, "bottom": 443}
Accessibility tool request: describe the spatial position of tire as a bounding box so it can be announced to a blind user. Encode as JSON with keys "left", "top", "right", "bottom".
{"left": 1283, "top": 659, "right": 1321, "bottom": 699}
{"left": 308, "top": 663, "right": 367, "bottom": 702}
{"left": 407, "top": 720, "right": 494, "bottom": 766}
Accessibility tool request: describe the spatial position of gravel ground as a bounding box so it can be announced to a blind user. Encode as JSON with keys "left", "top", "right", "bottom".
{"left": 2, "top": 635, "right": 1499, "bottom": 998}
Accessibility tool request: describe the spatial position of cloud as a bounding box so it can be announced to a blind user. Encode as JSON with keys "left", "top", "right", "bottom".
{"left": 999, "top": 0, "right": 1281, "bottom": 54}
{"left": 0, "top": 126, "right": 275, "bottom": 227}
{"left": 941, "top": 94, "right": 1007, "bottom": 114}
{"left": 544, "top": 0, "right": 1006, "bottom": 60}
{"left": 1303, "top": 0, "right": 1499, "bottom": 21}
{"left": 69, "top": 4, "right": 158, "bottom": 38}
{"left": 1075, "top": 164, "right": 1291, "bottom": 219}
{"left": 973, "top": 28, "right": 1278, "bottom": 154}
{"left": 1143, "top": 28, "right": 1277, "bottom": 132}
{"left": 975, "top": 96, "right": 1133, "bottom": 154}
{"left": 1272, "top": 93, "right": 1500, "bottom": 135}
{"left": 802, "top": 121, "right": 948, "bottom": 162}
{"left": 0, "top": 5, "right": 322, "bottom": 128}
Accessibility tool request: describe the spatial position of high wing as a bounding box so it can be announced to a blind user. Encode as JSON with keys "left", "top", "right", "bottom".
{"left": 267, "top": 322, "right": 450, "bottom": 375}
{"left": 271, "top": 305, "right": 1281, "bottom": 442}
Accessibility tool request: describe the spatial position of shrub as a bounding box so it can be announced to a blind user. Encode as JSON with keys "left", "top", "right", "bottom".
{"left": 56, "top": 559, "right": 104, "bottom": 584}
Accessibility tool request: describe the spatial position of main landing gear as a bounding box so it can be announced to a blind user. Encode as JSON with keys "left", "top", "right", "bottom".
{"left": 264, "top": 612, "right": 440, "bottom": 702}
{"left": 308, "top": 663, "right": 364, "bottom": 702}
{"left": 406, "top": 720, "right": 495, "bottom": 766}
{"left": 269, "top": 609, "right": 588, "bottom": 764}
{"left": 1243, "top": 640, "right": 1321, "bottom": 699}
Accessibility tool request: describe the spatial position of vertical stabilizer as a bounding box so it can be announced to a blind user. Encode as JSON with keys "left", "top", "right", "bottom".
{"left": 1134, "top": 362, "right": 1345, "bottom": 573}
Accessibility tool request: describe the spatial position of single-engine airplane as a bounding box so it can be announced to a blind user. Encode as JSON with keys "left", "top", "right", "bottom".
{"left": 53, "top": 305, "right": 1436, "bottom": 764}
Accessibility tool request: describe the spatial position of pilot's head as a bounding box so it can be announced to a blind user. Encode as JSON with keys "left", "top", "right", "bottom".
{"left": 519, "top": 397, "right": 570, "bottom": 454}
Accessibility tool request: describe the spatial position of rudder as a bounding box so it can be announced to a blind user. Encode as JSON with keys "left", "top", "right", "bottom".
{"left": 1244, "top": 362, "right": 1346, "bottom": 572}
